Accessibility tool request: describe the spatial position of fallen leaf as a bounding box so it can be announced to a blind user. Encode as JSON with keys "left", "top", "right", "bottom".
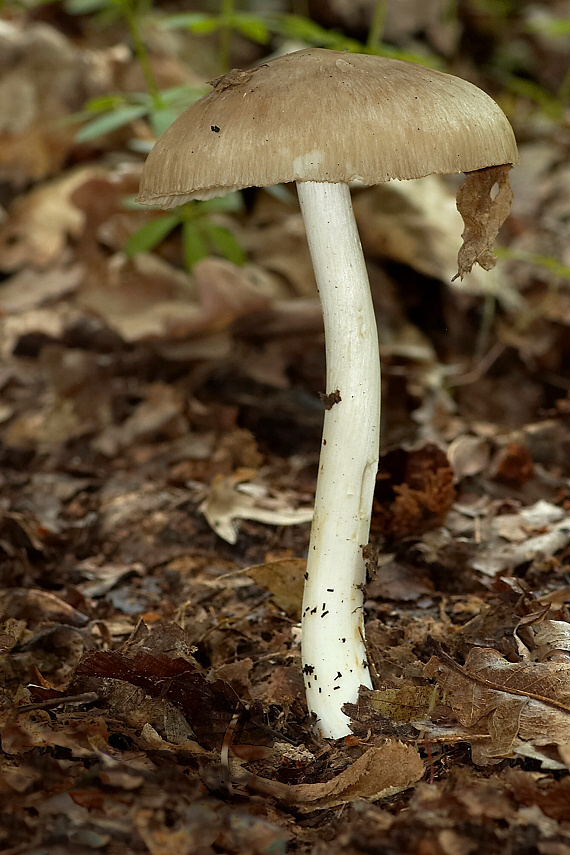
{"left": 1, "top": 589, "right": 89, "bottom": 627}
{"left": 0, "top": 264, "right": 83, "bottom": 314}
{"left": 366, "top": 558, "right": 434, "bottom": 602}
{"left": 0, "top": 305, "right": 84, "bottom": 362}
{"left": 238, "top": 742, "right": 424, "bottom": 810}
{"left": 369, "top": 685, "right": 439, "bottom": 723}
{"left": 505, "top": 767, "right": 570, "bottom": 822}
{"left": 425, "top": 643, "right": 570, "bottom": 764}
{"left": 135, "top": 807, "right": 220, "bottom": 855}
{"left": 472, "top": 501, "right": 570, "bottom": 576}
{"left": 355, "top": 176, "right": 487, "bottom": 285}
{"left": 76, "top": 561, "right": 146, "bottom": 598}
{"left": 246, "top": 557, "right": 306, "bottom": 619}
{"left": 75, "top": 649, "right": 275, "bottom": 751}
{"left": 0, "top": 166, "right": 107, "bottom": 270}
{"left": 516, "top": 616, "right": 570, "bottom": 663}
{"left": 447, "top": 434, "right": 491, "bottom": 480}
{"left": 0, "top": 22, "right": 123, "bottom": 182}
{"left": 0, "top": 618, "right": 28, "bottom": 655}
{"left": 0, "top": 713, "right": 109, "bottom": 756}
{"left": 79, "top": 255, "right": 280, "bottom": 344}
{"left": 92, "top": 382, "right": 187, "bottom": 457}
{"left": 199, "top": 472, "right": 313, "bottom": 544}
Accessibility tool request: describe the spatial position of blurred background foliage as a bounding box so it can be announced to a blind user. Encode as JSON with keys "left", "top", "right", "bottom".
{"left": 34, "top": 0, "right": 568, "bottom": 269}
{"left": 0, "top": 0, "right": 568, "bottom": 443}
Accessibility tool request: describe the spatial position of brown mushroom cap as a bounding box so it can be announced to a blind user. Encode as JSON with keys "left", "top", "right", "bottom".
{"left": 137, "top": 48, "right": 519, "bottom": 208}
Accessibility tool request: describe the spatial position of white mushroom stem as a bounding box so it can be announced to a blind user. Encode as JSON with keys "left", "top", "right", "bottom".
{"left": 297, "top": 181, "right": 380, "bottom": 739}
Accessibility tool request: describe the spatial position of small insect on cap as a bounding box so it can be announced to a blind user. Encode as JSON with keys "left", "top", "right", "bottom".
{"left": 136, "top": 47, "right": 519, "bottom": 208}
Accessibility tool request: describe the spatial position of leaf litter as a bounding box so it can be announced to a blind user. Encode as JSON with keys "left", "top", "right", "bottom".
{"left": 1, "top": 4, "right": 570, "bottom": 854}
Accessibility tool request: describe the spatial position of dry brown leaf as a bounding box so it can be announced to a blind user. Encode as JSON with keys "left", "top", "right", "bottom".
{"left": 369, "top": 685, "right": 439, "bottom": 723}
{"left": 135, "top": 808, "right": 220, "bottom": 855}
{"left": 246, "top": 557, "right": 306, "bottom": 619}
{"left": 0, "top": 166, "right": 107, "bottom": 270}
{"left": 455, "top": 165, "right": 513, "bottom": 279}
{"left": 249, "top": 664, "right": 305, "bottom": 708}
{"left": 92, "top": 383, "right": 187, "bottom": 457}
{"left": 233, "top": 298, "right": 323, "bottom": 342}
{"left": 0, "top": 713, "right": 109, "bottom": 756}
{"left": 0, "top": 264, "right": 83, "bottom": 314}
{"left": 490, "top": 441, "right": 535, "bottom": 486}
{"left": 0, "top": 305, "right": 84, "bottom": 362}
{"left": 447, "top": 434, "right": 491, "bottom": 480}
{"left": 199, "top": 472, "right": 313, "bottom": 544}
{"left": 355, "top": 176, "right": 476, "bottom": 284}
{"left": 234, "top": 741, "right": 423, "bottom": 810}
{"left": 425, "top": 645, "right": 570, "bottom": 764}
{"left": 287, "top": 742, "right": 424, "bottom": 809}
{"left": 472, "top": 501, "right": 570, "bottom": 577}
{"left": 243, "top": 196, "right": 317, "bottom": 297}
{"left": 0, "top": 618, "right": 29, "bottom": 655}
{"left": 76, "top": 561, "right": 146, "bottom": 599}
{"left": 2, "top": 345, "right": 113, "bottom": 448}
{"left": 0, "top": 21, "right": 129, "bottom": 183}
{"left": 79, "top": 256, "right": 279, "bottom": 344}
{"left": 1, "top": 589, "right": 89, "bottom": 627}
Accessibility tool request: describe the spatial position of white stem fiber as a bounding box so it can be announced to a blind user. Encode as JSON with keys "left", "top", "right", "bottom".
{"left": 297, "top": 181, "right": 381, "bottom": 739}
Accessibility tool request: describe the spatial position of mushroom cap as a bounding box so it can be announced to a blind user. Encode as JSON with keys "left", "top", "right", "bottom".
{"left": 137, "top": 48, "right": 519, "bottom": 208}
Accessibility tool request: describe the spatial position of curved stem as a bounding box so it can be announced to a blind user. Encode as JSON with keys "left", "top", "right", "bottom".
{"left": 297, "top": 181, "right": 380, "bottom": 738}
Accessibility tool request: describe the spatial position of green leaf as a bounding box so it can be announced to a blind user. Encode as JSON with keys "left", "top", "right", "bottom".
{"left": 149, "top": 107, "right": 179, "bottom": 137}
{"left": 160, "top": 12, "right": 218, "bottom": 32}
{"left": 177, "top": 194, "right": 244, "bottom": 225}
{"left": 202, "top": 223, "right": 246, "bottom": 266}
{"left": 125, "top": 214, "right": 181, "bottom": 257}
{"left": 76, "top": 105, "right": 148, "bottom": 142}
{"left": 65, "top": 0, "right": 110, "bottom": 14}
{"left": 159, "top": 85, "right": 208, "bottom": 106}
{"left": 186, "top": 18, "right": 223, "bottom": 35}
{"left": 199, "top": 193, "right": 244, "bottom": 215}
{"left": 266, "top": 13, "right": 361, "bottom": 51}
{"left": 525, "top": 17, "right": 570, "bottom": 36}
{"left": 495, "top": 248, "right": 570, "bottom": 280}
{"left": 231, "top": 13, "right": 271, "bottom": 44}
{"left": 183, "top": 222, "right": 209, "bottom": 270}
{"left": 503, "top": 74, "right": 564, "bottom": 120}
{"left": 83, "top": 94, "right": 130, "bottom": 113}
{"left": 263, "top": 184, "right": 296, "bottom": 205}
{"left": 128, "top": 139, "right": 154, "bottom": 155}
{"left": 265, "top": 13, "right": 440, "bottom": 66}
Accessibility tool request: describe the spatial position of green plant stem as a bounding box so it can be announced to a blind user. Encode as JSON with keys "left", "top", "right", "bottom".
{"left": 558, "top": 66, "right": 570, "bottom": 105}
{"left": 218, "top": 0, "right": 235, "bottom": 72}
{"left": 122, "top": 0, "right": 161, "bottom": 108}
{"left": 291, "top": 0, "right": 309, "bottom": 16}
{"left": 474, "top": 290, "right": 497, "bottom": 362}
{"left": 367, "top": 0, "right": 387, "bottom": 49}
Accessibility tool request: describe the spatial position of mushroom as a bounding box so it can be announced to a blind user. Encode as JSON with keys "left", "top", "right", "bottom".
{"left": 136, "top": 48, "right": 519, "bottom": 738}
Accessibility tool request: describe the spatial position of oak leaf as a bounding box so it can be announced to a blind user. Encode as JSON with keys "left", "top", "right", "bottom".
{"left": 425, "top": 645, "right": 570, "bottom": 765}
